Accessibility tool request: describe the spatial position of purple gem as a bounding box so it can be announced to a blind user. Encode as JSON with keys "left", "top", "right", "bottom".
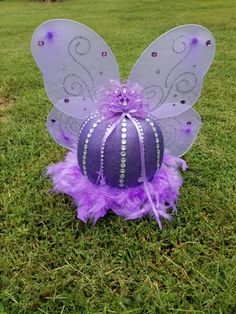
{"left": 180, "top": 100, "right": 186, "bottom": 104}
{"left": 61, "top": 132, "right": 70, "bottom": 142}
{"left": 151, "top": 52, "right": 158, "bottom": 57}
{"left": 47, "top": 31, "right": 53, "bottom": 40}
{"left": 51, "top": 119, "right": 56, "bottom": 123}
{"left": 63, "top": 135, "right": 70, "bottom": 141}
{"left": 101, "top": 51, "right": 107, "bottom": 57}
{"left": 64, "top": 98, "right": 69, "bottom": 103}
{"left": 206, "top": 40, "right": 211, "bottom": 46}
{"left": 191, "top": 37, "right": 198, "bottom": 45}
{"left": 38, "top": 40, "right": 44, "bottom": 47}
{"left": 183, "top": 126, "right": 192, "bottom": 134}
{"left": 187, "top": 121, "right": 192, "bottom": 125}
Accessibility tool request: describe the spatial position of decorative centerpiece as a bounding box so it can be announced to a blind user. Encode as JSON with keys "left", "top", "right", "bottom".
{"left": 32, "top": 20, "right": 215, "bottom": 228}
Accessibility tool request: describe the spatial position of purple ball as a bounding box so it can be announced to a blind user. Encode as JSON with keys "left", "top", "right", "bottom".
{"left": 77, "top": 113, "right": 164, "bottom": 188}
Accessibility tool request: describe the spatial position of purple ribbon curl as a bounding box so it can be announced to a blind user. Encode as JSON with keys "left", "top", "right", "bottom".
{"left": 96, "top": 81, "right": 149, "bottom": 119}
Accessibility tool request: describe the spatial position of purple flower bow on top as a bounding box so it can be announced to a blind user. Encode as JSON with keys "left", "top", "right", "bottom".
{"left": 96, "top": 81, "right": 149, "bottom": 119}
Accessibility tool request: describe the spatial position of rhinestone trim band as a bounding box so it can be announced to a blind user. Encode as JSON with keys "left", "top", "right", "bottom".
{"left": 134, "top": 118, "right": 145, "bottom": 182}
{"left": 119, "top": 118, "right": 127, "bottom": 187}
{"left": 77, "top": 113, "right": 99, "bottom": 145}
{"left": 99, "top": 123, "right": 112, "bottom": 179}
{"left": 145, "top": 116, "right": 160, "bottom": 169}
{"left": 82, "top": 116, "right": 102, "bottom": 176}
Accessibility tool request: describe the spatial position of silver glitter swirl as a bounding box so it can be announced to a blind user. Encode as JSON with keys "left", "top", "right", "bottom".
{"left": 66, "top": 36, "right": 94, "bottom": 99}
{"left": 176, "top": 72, "right": 197, "bottom": 93}
{"left": 161, "top": 71, "right": 197, "bottom": 105}
{"left": 69, "top": 36, "right": 91, "bottom": 56}
{"left": 165, "top": 35, "right": 192, "bottom": 88}
{"left": 63, "top": 74, "right": 84, "bottom": 97}
{"left": 142, "top": 85, "right": 164, "bottom": 109}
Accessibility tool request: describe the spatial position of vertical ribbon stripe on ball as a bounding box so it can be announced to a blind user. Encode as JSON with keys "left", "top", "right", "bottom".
{"left": 126, "top": 114, "right": 169, "bottom": 229}
{"left": 98, "top": 112, "right": 170, "bottom": 228}
{"left": 96, "top": 113, "right": 127, "bottom": 185}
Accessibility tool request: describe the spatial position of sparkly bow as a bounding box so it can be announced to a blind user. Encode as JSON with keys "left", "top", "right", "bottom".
{"left": 96, "top": 81, "right": 149, "bottom": 119}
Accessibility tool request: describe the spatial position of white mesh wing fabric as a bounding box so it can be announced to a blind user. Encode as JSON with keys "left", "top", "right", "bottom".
{"left": 157, "top": 108, "right": 201, "bottom": 157}
{"left": 129, "top": 24, "right": 215, "bottom": 119}
{"left": 55, "top": 96, "right": 97, "bottom": 119}
{"left": 47, "top": 108, "right": 83, "bottom": 149}
{"left": 32, "top": 19, "right": 120, "bottom": 109}
{"left": 32, "top": 19, "right": 120, "bottom": 148}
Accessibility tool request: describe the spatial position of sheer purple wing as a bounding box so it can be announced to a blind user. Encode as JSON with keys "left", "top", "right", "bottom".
{"left": 55, "top": 96, "right": 96, "bottom": 118}
{"left": 32, "top": 19, "right": 120, "bottom": 148}
{"left": 129, "top": 25, "right": 215, "bottom": 118}
{"left": 32, "top": 19, "right": 119, "bottom": 115}
{"left": 156, "top": 108, "right": 201, "bottom": 157}
{"left": 47, "top": 108, "right": 83, "bottom": 149}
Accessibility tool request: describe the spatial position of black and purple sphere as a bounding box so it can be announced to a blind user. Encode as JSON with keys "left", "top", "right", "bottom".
{"left": 77, "top": 113, "right": 164, "bottom": 188}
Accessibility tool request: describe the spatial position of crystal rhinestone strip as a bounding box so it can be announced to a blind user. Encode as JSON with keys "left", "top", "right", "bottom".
{"left": 145, "top": 116, "right": 160, "bottom": 169}
{"left": 77, "top": 112, "right": 99, "bottom": 145}
{"left": 99, "top": 123, "right": 112, "bottom": 179}
{"left": 82, "top": 116, "right": 102, "bottom": 176}
{"left": 134, "top": 118, "right": 145, "bottom": 181}
{"left": 119, "top": 118, "right": 127, "bottom": 187}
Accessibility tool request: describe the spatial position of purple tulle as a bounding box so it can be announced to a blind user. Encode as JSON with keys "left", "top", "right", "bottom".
{"left": 96, "top": 80, "right": 149, "bottom": 119}
{"left": 46, "top": 151, "right": 186, "bottom": 227}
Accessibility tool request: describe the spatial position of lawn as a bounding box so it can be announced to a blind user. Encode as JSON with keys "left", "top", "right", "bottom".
{"left": 1, "top": 0, "right": 236, "bottom": 313}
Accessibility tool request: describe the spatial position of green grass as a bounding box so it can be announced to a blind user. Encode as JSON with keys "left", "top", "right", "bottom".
{"left": 1, "top": 0, "right": 236, "bottom": 313}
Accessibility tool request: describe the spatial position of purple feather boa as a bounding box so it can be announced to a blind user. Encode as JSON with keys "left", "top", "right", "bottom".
{"left": 46, "top": 151, "right": 186, "bottom": 227}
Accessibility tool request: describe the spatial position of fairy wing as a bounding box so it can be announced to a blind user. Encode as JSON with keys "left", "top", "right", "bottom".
{"left": 128, "top": 24, "right": 215, "bottom": 119}
{"left": 156, "top": 108, "right": 201, "bottom": 157}
{"left": 47, "top": 108, "right": 83, "bottom": 149}
{"left": 32, "top": 19, "right": 119, "bottom": 105}
{"left": 32, "top": 19, "right": 119, "bottom": 146}
{"left": 129, "top": 24, "right": 215, "bottom": 156}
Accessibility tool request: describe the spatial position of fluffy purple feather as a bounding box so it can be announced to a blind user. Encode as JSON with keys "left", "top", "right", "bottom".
{"left": 46, "top": 151, "right": 186, "bottom": 226}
